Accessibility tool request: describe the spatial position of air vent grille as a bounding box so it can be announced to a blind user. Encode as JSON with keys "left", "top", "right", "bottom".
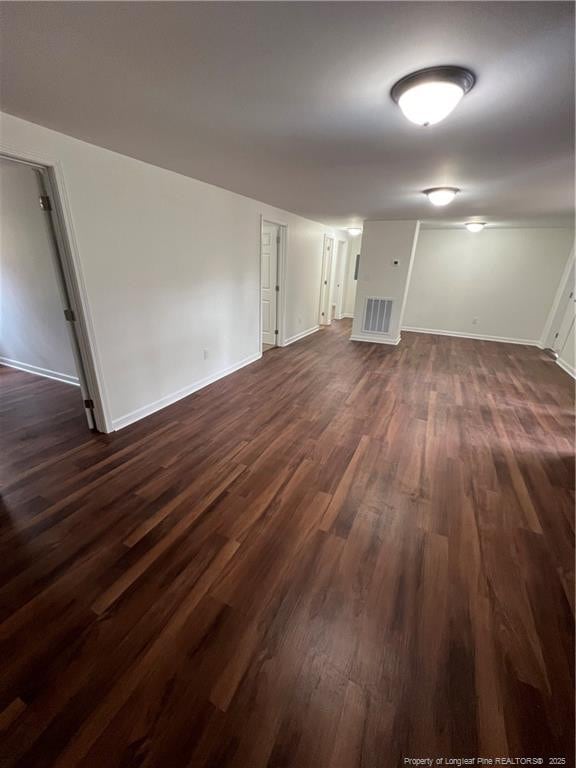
{"left": 363, "top": 298, "right": 393, "bottom": 334}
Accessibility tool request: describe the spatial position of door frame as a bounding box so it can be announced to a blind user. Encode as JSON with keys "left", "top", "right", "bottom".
{"left": 319, "top": 234, "right": 334, "bottom": 325}
{"left": 0, "top": 150, "right": 111, "bottom": 432}
{"left": 259, "top": 216, "right": 287, "bottom": 348}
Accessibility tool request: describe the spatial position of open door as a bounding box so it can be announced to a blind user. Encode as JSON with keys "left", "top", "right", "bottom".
{"left": 332, "top": 240, "right": 348, "bottom": 320}
{"left": 552, "top": 288, "right": 576, "bottom": 355}
{"left": 1, "top": 152, "right": 107, "bottom": 432}
{"left": 261, "top": 221, "right": 280, "bottom": 348}
{"left": 34, "top": 168, "right": 97, "bottom": 429}
{"left": 319, "top": 235, "right": 334, "bottom": 325}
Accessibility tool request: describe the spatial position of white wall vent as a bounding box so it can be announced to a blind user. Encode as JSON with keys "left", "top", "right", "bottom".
{"left": 363, "top": 298, "right": 393, "bottom": 334}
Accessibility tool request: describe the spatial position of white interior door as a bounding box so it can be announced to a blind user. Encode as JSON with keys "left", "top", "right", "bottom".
{"left": 332, "top": 240, "right": 347, "bottom": 319}
{"left": 261, "top": 221, "right": 279, "bottom": 346}
{"left": 319, "top": 236, "right": 334, "bottom": 325}
{"left": 553, "top": 288, "right": 576, "bottom": 353}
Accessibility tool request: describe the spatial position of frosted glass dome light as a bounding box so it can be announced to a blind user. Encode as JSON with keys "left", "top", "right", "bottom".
{"left": 423, "top": 187, "right": 460, "bottom": 207}
{"left": 398, "top": 82, "right": 464, "bottom": 126}
{"left": 391, "top": 66, "right": 475, "bottom": 127}
{"left": 465, "top": 221, "right": 486, "bottom": 233}
{"left": 347, "top": 227, "right": 362, "bottom": 236}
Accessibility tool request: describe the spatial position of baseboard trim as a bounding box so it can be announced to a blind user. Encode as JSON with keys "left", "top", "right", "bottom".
{"left": 341, "top": 313, "right": 354, "bottom": 319}
{"left": 401, "top": 326, "right": 541, "bottom": 347}
{"left": 0, "top": 356, "right": 80, "bottom": 386}
{"left": 556, "top": 356, "right": 576, "bottom": 379}
{"left": 112, "top": 351, "right": 262, "bottom": 431}
{"left": 283, "top": 326, "right": 320, "bottom": 347}
{"left": 350, "top": 334, "right": 401, "bottom": 346}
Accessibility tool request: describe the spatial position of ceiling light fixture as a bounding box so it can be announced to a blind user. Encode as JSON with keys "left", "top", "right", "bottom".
{"left": 423, "top": 187, "right": 460, "bottom": 207}
{"left": 464, "top": 221, "right": 486, "bottom": 233}
{"left": 391, "top": 66, "right": 475, "bottom": 126}
{"left": 347, "top": 227, "right": 362, "bottom": 236}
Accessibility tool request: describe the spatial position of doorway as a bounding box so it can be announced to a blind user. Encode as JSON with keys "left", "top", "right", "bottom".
{"left": 319, "top": 235, "right": 334, "bottom": 325}
{"left": 0, "top": 153, "right": 106, "bottom": 431}
{"left": 260, "top": 219, "right": 286, "bottom": 351}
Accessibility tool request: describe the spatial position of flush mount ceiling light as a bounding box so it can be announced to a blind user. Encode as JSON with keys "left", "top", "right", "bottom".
{"left": 347, "top": 227, "right": 362, "bottom": 236}
{"left": 391, "top": 66, "right": 475, "bottom": 127}
{"left": 464, "top": 221, "right": 486, "bottom": 233}
{"left": 423, "top": 187, "right": 460, "bottom": 206}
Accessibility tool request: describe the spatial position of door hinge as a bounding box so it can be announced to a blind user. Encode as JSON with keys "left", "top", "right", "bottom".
{"left": 39, "top": 195, "right": 52, "bottom": 211}
{"left": 274, "top": 329, "right": 279, "bottom": 335}
{"left": 64, "top": 308, "right": 76, "bottom": 322}
{"left": 275, "top": 285, "right": 280, "bottom": 292}
{"left": 84, "top": 398, "right": 94, "bottom": 409}
{"left": 554, "top": 332, "right": 559, "bottom": 338}
{"left": 324, "top": 280, "right": 328, "bottom": 285}
{"left": 276, "top": 235, "right": 281, "bottom": 244}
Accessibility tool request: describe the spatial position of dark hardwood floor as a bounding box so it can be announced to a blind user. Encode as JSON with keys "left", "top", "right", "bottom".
{"left": 0, "top": 320, "right": 574, "bottom": 767}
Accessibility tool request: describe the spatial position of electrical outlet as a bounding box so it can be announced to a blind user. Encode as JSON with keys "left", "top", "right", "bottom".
{"left": 202, "top": 349, "right": 209, "bottom": 360}
{"left": 472, "top": 317, "right": 478, "bottom": 325}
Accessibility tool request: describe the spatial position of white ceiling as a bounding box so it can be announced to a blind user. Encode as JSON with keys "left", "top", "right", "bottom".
{"left": 0, "top": 1, "right": 573, "bottom": 229}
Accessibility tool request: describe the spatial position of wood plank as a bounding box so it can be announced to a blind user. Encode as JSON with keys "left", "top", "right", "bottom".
{"left": 0, "top": 320, "right": 573, "bottom": 766}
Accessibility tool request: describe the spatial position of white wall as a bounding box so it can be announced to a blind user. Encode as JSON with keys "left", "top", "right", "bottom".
{"left": 0, "top": 159, "right": 78, "bottom": 383}
{"left": 282, "top": 219, "right": 334, "bottom": 343}
{"left": 351, "top": 220, "right": 420, "bottom": 344}
{"left": 404, "top": 228, "right": 574, "bottom": 344}
{"left": 0, "top": 112, "right": 348, "bottom": 430}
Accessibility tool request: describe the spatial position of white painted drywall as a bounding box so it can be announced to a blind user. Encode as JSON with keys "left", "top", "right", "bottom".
{"left": 282, "top": 218, "right": 332, "bottom": 343}
{"left": 404, "top": 228, "right": 574, "bottom": 344}
{"left": 351, "top": 221, "right": 420, "bottom": 344}
{"left": 0, "top": 159, "right": 78, "bottom": 382}
{"left": 0, "top": 112, "right": 348, "bottom": 429}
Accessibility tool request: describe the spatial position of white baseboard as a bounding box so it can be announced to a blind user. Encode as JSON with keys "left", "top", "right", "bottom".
{"left": 556, "top": 356, "right": 576, "bottom": 379}
{"left": 401, "top": 326, "right": 541, "bottom": 347}
{"left": 112, "top": 351, "right": 262, "bottom": 431}
{"left": 341, "top": 313, "right": 354, "bottom": 319}
{"left": 282, "top": 325, "right": 320, "bottom": 347}
{"left": 350, "top": 334, "right": 401, "bottom": 346}
{"left": 0, "top": 356, "right": 80, "bottom": 386}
